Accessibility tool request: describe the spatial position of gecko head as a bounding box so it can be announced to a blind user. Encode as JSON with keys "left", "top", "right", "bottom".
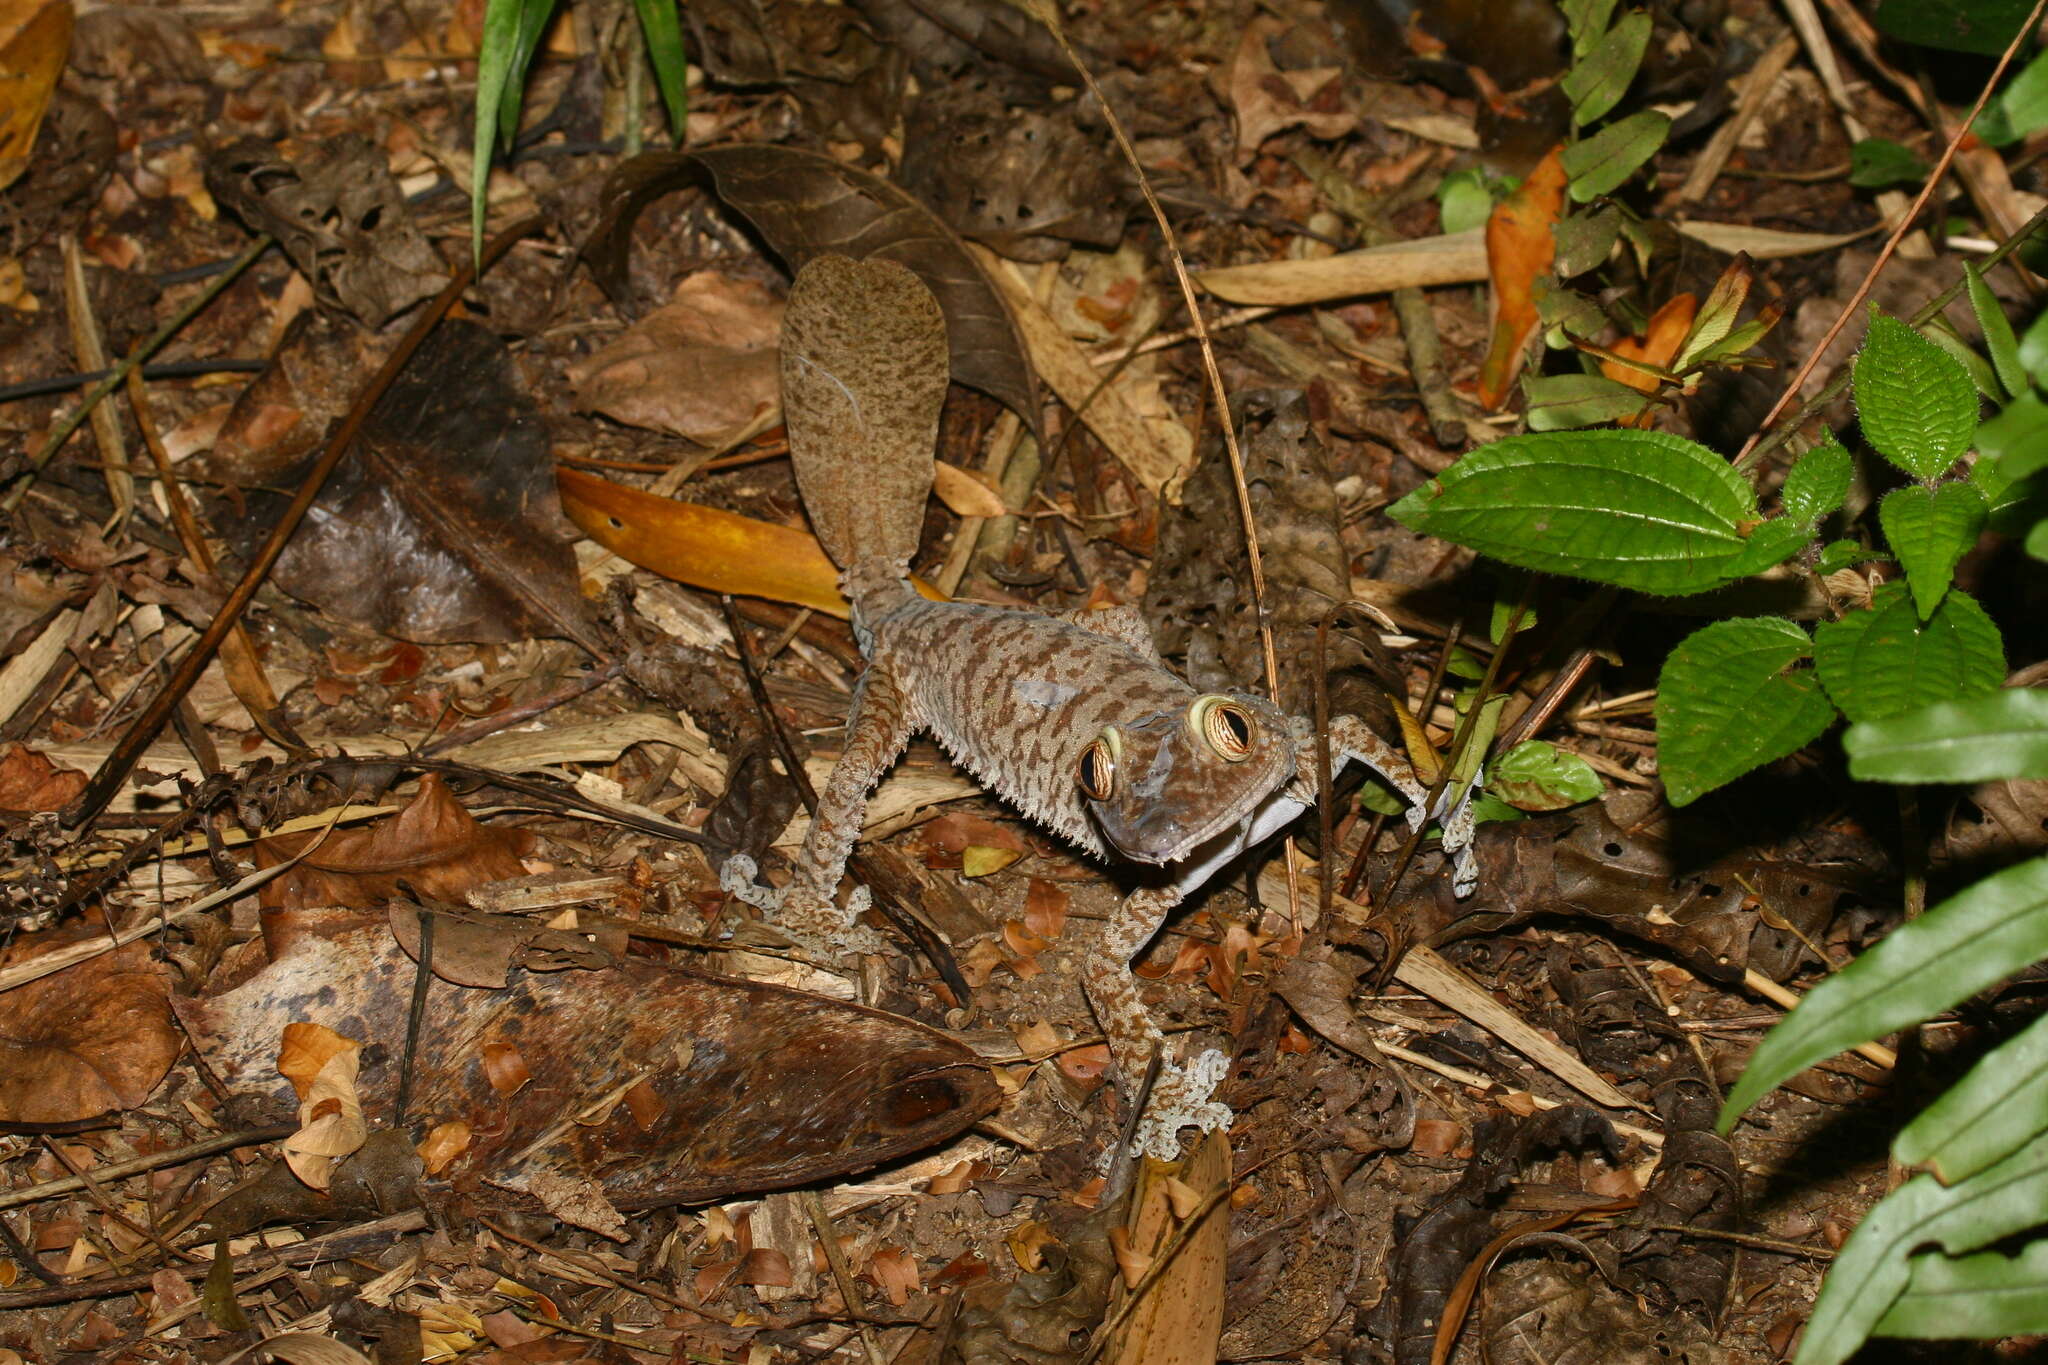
{"left": 1076, "top": 691, "right": 1295, "bottom": 864}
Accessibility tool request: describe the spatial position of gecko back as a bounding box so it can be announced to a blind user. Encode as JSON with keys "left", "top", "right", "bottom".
{"left": 780, "top": 255, "right": 949, "bottom": 592}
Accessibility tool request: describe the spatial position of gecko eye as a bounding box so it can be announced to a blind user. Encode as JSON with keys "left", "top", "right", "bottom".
{"left": 1190, "top": 695, "right": 1256, "bottom": 762}
{"left": 1078, "top": 729, "right": 1119, "bottom": 801}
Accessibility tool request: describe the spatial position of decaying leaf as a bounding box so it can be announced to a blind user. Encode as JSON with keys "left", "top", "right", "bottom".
{"left": 1478, "top": 147, "right": 1567, "bottom": 410}
{"left": 252, "top": 773, "right": 533, "bottom": 914}
{"left": 0, "top": 924, "right": 179, "bottom": 1123}
{"left": 0, "top": 0, "right": 73, "bottom": 193}
{"left": 176, "top": 914, "right": 1002, "bottom": 1206}
{"left": 567, "top": 271, "right": 785, "bottom": 447}
{"left": 585, "top": 143, "right": 1042, "bottom": 438}
{"left": 223, "top": 320, "right": 599, "bottom": 651}
{"left": 278, "top": 1025, "right": 367, "bottom": 1190}
{"left": 1225, "top": 16, "right": 1355, "bottom": 162}
{"left": 0, "top": 741, "right": 85, "bottom": 810}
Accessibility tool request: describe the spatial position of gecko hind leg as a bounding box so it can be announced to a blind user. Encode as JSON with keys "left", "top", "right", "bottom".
{"left": 721, "top": 663, "right": 916, "bottom": 957}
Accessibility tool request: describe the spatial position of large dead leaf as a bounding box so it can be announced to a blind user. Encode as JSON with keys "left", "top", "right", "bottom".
{"left": 0, "top": 0, "right": 72, "bottom": 193}
{"left": 223, "top": 320, "right": 599, "bottom": 651}
{"left": 585, "top": 143, "right": 1041, "bottom": 438}
{"left": 252, "top": 774, "right": 532, "bottom": 914}
{"left": 176, "top": 914, "right": 1003, "bottom": 1206}
{"left": 1225, "top": 16, "right": 1355, "bottom": 162}
{"left": 0, "top": 924, "right": 178, "bottom": 1123}
{"left": 1477, "top": 146, "right": 1566, "bottom": 410}
{"left": 0, "top": 741, "right": 85, "bottom": 810}
{"left": 567, "top": 271, "right": 784, "bottom": 446}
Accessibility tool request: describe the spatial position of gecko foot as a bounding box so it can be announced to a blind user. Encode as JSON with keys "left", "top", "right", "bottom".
{"left": 1127, "top": 1048, "right": 1234, "bottom": 1162}
{"left": 718, "top": 854, "right": 889, "bottom": 957}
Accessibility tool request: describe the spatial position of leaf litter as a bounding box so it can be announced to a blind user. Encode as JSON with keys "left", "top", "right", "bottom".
{"left": 0, "top": 0, "right": 2015, "bottom": 1358}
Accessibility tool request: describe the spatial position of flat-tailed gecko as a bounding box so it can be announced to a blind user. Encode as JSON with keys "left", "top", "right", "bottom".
{"left": 724, "top": 254, "right": 1478, "bottom": 1159}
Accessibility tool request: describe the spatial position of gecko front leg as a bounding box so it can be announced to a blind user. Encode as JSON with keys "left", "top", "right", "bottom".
{"left": 1082, "top": 883, "right": 1233, "bottom": 1162}
{"left": 721, "top": 663, "right": 914, "bottom": 957}
{"left": 1312, "top": 714, "right": 1480, "bottom": 896}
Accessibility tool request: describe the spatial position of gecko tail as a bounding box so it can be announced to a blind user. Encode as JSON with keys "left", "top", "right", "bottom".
{"left": 781, "top": 254, "right": 948, "bottom": 590}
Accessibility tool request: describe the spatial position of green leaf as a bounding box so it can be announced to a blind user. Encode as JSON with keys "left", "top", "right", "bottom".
{"left": 1489, "top": 741, "right": 1603, "bottom": 811}
{"left": 1438, "top": 168, "right": 1496, "bottom": 236}
{"left": 1655, "top": 618, "right": 1836, "bottom": 807}
{"left": 1560, "top": 10, "right": 1651, "bottom": 125}
{"left": 1925, "top": 315, "right": 2006, "bottom": 402}
{"left": 1534, "top": 282, "right": 1609, "bottom": 341}
{"left": 1801, "top": 1131, "right": 2048, "bottom": 1365}
{"left": 1561, "top": 0, "right": 1620, "bottom": 56}
{"left": 1877, "top": 1238, "right": 2048, "bottom": 1340}
{"left": 1849, "top": 138, "right": 1929, "bottom": 189}
{"left": 1897, "top": 1008, "right": 2048, "bottom": 1182}
{"left": 1967, "top": 265, "right": 2026, "bottom": 400}
{"left": 1854, "top": 310, "right": 1981, "bottom": 479}
{"left": 2023, "top": 309, "right": 2048, "bottom": 388}
{"left": 1552, "top": 206, "right": 1620, "bottom": 279}
{"left": 2001, "top": 47, "right": 2048, "bottom": 139}
{"left": 1977, "top": 391, "right": 2048, "bottom": 483}
{"left": 1878, "top": 481, "right": 1987, "bottom": 619}
{"left": 1845, "top": 688, "right": 2048, "bottom": 784}
{"left": 1387, "top": 429, "right": 1760, "bottom": 595}
{"left": 473, "top": 0, "right": 561, "bottom": 261}
{"left": 1718, "top": 854, "right": 2048, "bottom": 1132}
{"left": 1561, "top": 110, "right": 1671, "bottom": 202}
{"left": 1812, "top": 584, "right": 2005, "bottom": 723}
{"left": 1523, "top": 373, "right": 1651, "bottom": 430}
{"left": 1782, "top": 441, "right": 1854, "bottom": 527}
{"left": 1871, "top": 0, "right": 2036, "bottom": 55}
{"left": 1815, "top": 539, "right": 1888, "bottom": 575}
{"left": 1725, "top": 517, "right": 1812, "bottom": 579}
{"left": 1467, "top": 793, "right": 1528, "bottom": 825}
{"left": 632, "top": 0, "right": 691, "bottom": 142}
{"left": 1670, "top": 254, "right": 1753, "bottom": 373}
{"left": 2031, "top": 516, "right": 2048, "bottom": 560}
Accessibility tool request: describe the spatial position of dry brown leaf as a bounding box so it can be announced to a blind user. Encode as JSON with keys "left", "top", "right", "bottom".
{"left": 933, "top": 459, "right": 1008, "bottom": 518}
{"left": 277, "top": 1020, "right": 359, "bottom": 1099}
{"left": 1225, "top": 16, "right": 1353, "bottom": 160}
{"left": 282, "top": 1038, "right": 366, "bottom": 1190}
{"left": 0, "top": 743, "right": 85, "bottom": 810}
{"left": 0, "top": 0, "right": 73, "bottom": 192}
{"left": 417, "top": 1120, "right": 472, "bottom": 1174}
{"left": 1102, "top": 1131, "right": 1227, "bottom": 1365}
{"left": 1022, "top": 878, "right": 1069, "bottom": 939}
{"left": 567, "top": 273, "right": 784, "bottom": 446}
{"left": 0, "top": 925, "right": 178, "bottom": 1123}
{"left": 253, "top": 773, "right": 532, "bottom": 912}
{"left": 868, "top": 1246, "right": 919, "bottom": 1305}
{"left": 1478, "top": 146, "right": 1566, "bottom": 409}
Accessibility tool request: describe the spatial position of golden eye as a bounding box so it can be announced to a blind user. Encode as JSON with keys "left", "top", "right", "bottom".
{"left": 1078, "top": 730, "right": 1119, "bottom": 800}
{"left": 1191, "top": 695, "right": 1256, "bottom": 762}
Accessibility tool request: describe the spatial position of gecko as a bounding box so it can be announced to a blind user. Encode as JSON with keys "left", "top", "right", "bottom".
{"left": 722, "top": 253, "right": 1479, "bottom": 1161}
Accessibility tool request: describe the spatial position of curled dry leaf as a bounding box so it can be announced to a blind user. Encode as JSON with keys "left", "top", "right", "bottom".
{"left": 1225, "top": 16, "right": 1355, "bottom": 161}
{"left": 281, "top": 1034, "right": 366, "bottom": 1191}
{"left": 585, "top": 144, "right": 1041, "bottom": 439}
{"left": 1478, "top": 146, "right": 1567, "bottom": 410}
{"left": 0, "top": 925, "right": 178, "bottom": 1123}
{"left": 252, "top": 774, "right": 533, "bottom": 915}
{"left": 567, "top": 272, "right": 785, "bottom": 447}
{"left": 0, "top": 742, "right": 85, "bottom": 810}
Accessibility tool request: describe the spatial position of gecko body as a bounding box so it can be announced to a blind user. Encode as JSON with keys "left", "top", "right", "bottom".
{"left": 723, "top": 255, "right": 1477, "bottom": 1159}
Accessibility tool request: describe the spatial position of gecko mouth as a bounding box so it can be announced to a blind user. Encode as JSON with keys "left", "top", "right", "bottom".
{"left": 1095, "top": 779, "right": 1290, "bottom": 867}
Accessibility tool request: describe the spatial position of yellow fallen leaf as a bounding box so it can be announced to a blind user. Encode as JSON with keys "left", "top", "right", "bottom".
{"left": 0, "top": 0, "right": 73, "bottom": 192}
{"left": 934, "top": 459, "right": 1007, "bottom": 518}
{"left": 961, "top": 844, "right": 1023, "bottom": 877}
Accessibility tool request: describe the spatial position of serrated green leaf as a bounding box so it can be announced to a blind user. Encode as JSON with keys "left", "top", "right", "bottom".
{"left": 1968, "top": 265, "right": 2026, "bottom": 399}
{"left": 632, "top": 0, "right": 690, "bottom": 142}
{"left": 1978, "top": 390, "right": 2048, "bottom": 483}
{"left": 1799, "top": 1130, "right": 2048, "bottom": 1365}
{"left": 1561, "top": 110, "right": 1671, "bottom": 202}
{"left": 1845, "top": 688, "right": 2048, "bottom": 784}
{"left": 1896, "top": 1008, "right": 2048, "bottom": 1183}
{"left": 1489, "top": 740, "right": 1603, "bottom": 811}
{"left": 1561, "top": 0, "right": 1620, "bottom": 55}
{"left": 1388, "top": 429, "right": 1760, "bottom": 595}
{"left": 1813, "top": 584, "right": 2005, "bottom": 723}
{"left": 1876, "top": 1238, "right": 2048, "bottom": 1340}
{"left": 1815, "top": 539, "right": 1888, "bottom": 575}
{"left": 1560, "top": 10, "right": 1651, "bottom": 125}
{"left": 1656, "top": 617, "right": 1836, "bottom": 806}
{"left": 1878, "top": 481, "right": 1986, "bottom": 618}
{"left": 1855, "top": 310, "right": 1981, "bottom": 478}
{"left": 1925, "top": 316, "right": 2006, "bottom": 402}
{"left": 473, "top": 0, "right": 561, "bottom": 262}
{"left": 1871, "top": 0, "right": 2035, "bottom": 55}
{"left": 1523, "top": 372, "right": 1651, "bottom": 430}
{"left": 1438, "top": 168, "right": 1495, "bottom": 236}
{"left": 1782, "top": 441, "right": 1854, "bottom": 526}
{"left": 1719, "top": 854, "right": 2048, "bottom": 1133}
{"left": 1552, "top": 206, "right": 1620, "bottom": 279}
{"left": 1726, "top": 517, "right": 1812, "bottom": 578}
{"left": 1849, "top": 138, "right": 1929, "bottom": 189}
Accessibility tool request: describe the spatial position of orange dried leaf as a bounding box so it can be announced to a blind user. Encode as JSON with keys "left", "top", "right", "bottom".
{"left": 0, "top": 0, "right": 73, "bottom": 192}
{"left": 0, "top": 928, "right": 177, "bottom": 1124}
{"left": 933, "top": 460, "right": 1007, "bottom": 518}
{"left": 869, "top": 1246, "right": 920, "bottom": 1306}
{"left": 417, "top": 1120, "right": 472, "bottom": 1175}
{"left": 1477, "top": 147, "right": 1567, "bottom": 410}
{"left": 1022, "top": 879, "right": 1069, "bottom": 939}
{"left": 480, "top": 1041, "right": 531, "bottom": 1096}
{"left": 1109, "top": 1225, "right": 1151, "bottom": 1289}
{"left": 1012, "top": 1019, "right": 1062, "bottom": 1057}
{"left": 276, "top": 1021, "right": 359, "bottom": 1099}
{"left": 0, "top": 744, "right": 85, "bottom": 810}
{"left": 962, "top": 844, "right": 1023, "bottom": 878}
{"left": 1055, "top": 1042, "right": 1113, "bottom": 1082}
{"left": 1007, "top": 1220, "right": 1058, "bottom": 1273}
{"left": 253, "top": 773, "right": 530, "bottom": 912}
{"left": 1601, "top": 292, "right": 1698, "bottom": 427}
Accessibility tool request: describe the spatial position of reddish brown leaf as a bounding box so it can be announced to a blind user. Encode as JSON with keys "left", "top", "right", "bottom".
{"left": 568, "top": 273, "right": 784, "bottom": 446}
{"left": 1477, "top": 147, "right": 1567, "bottom": 410}
{"left": 0, "top": 743, "right": 85, "bottom": 810}
{"left": 0, "top": 926, "right": 178, "bottom": 1123}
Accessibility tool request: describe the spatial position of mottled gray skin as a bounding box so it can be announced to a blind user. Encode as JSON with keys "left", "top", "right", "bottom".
{"left": 724, "top": 254, "right": 1476, "bottom": 1160}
